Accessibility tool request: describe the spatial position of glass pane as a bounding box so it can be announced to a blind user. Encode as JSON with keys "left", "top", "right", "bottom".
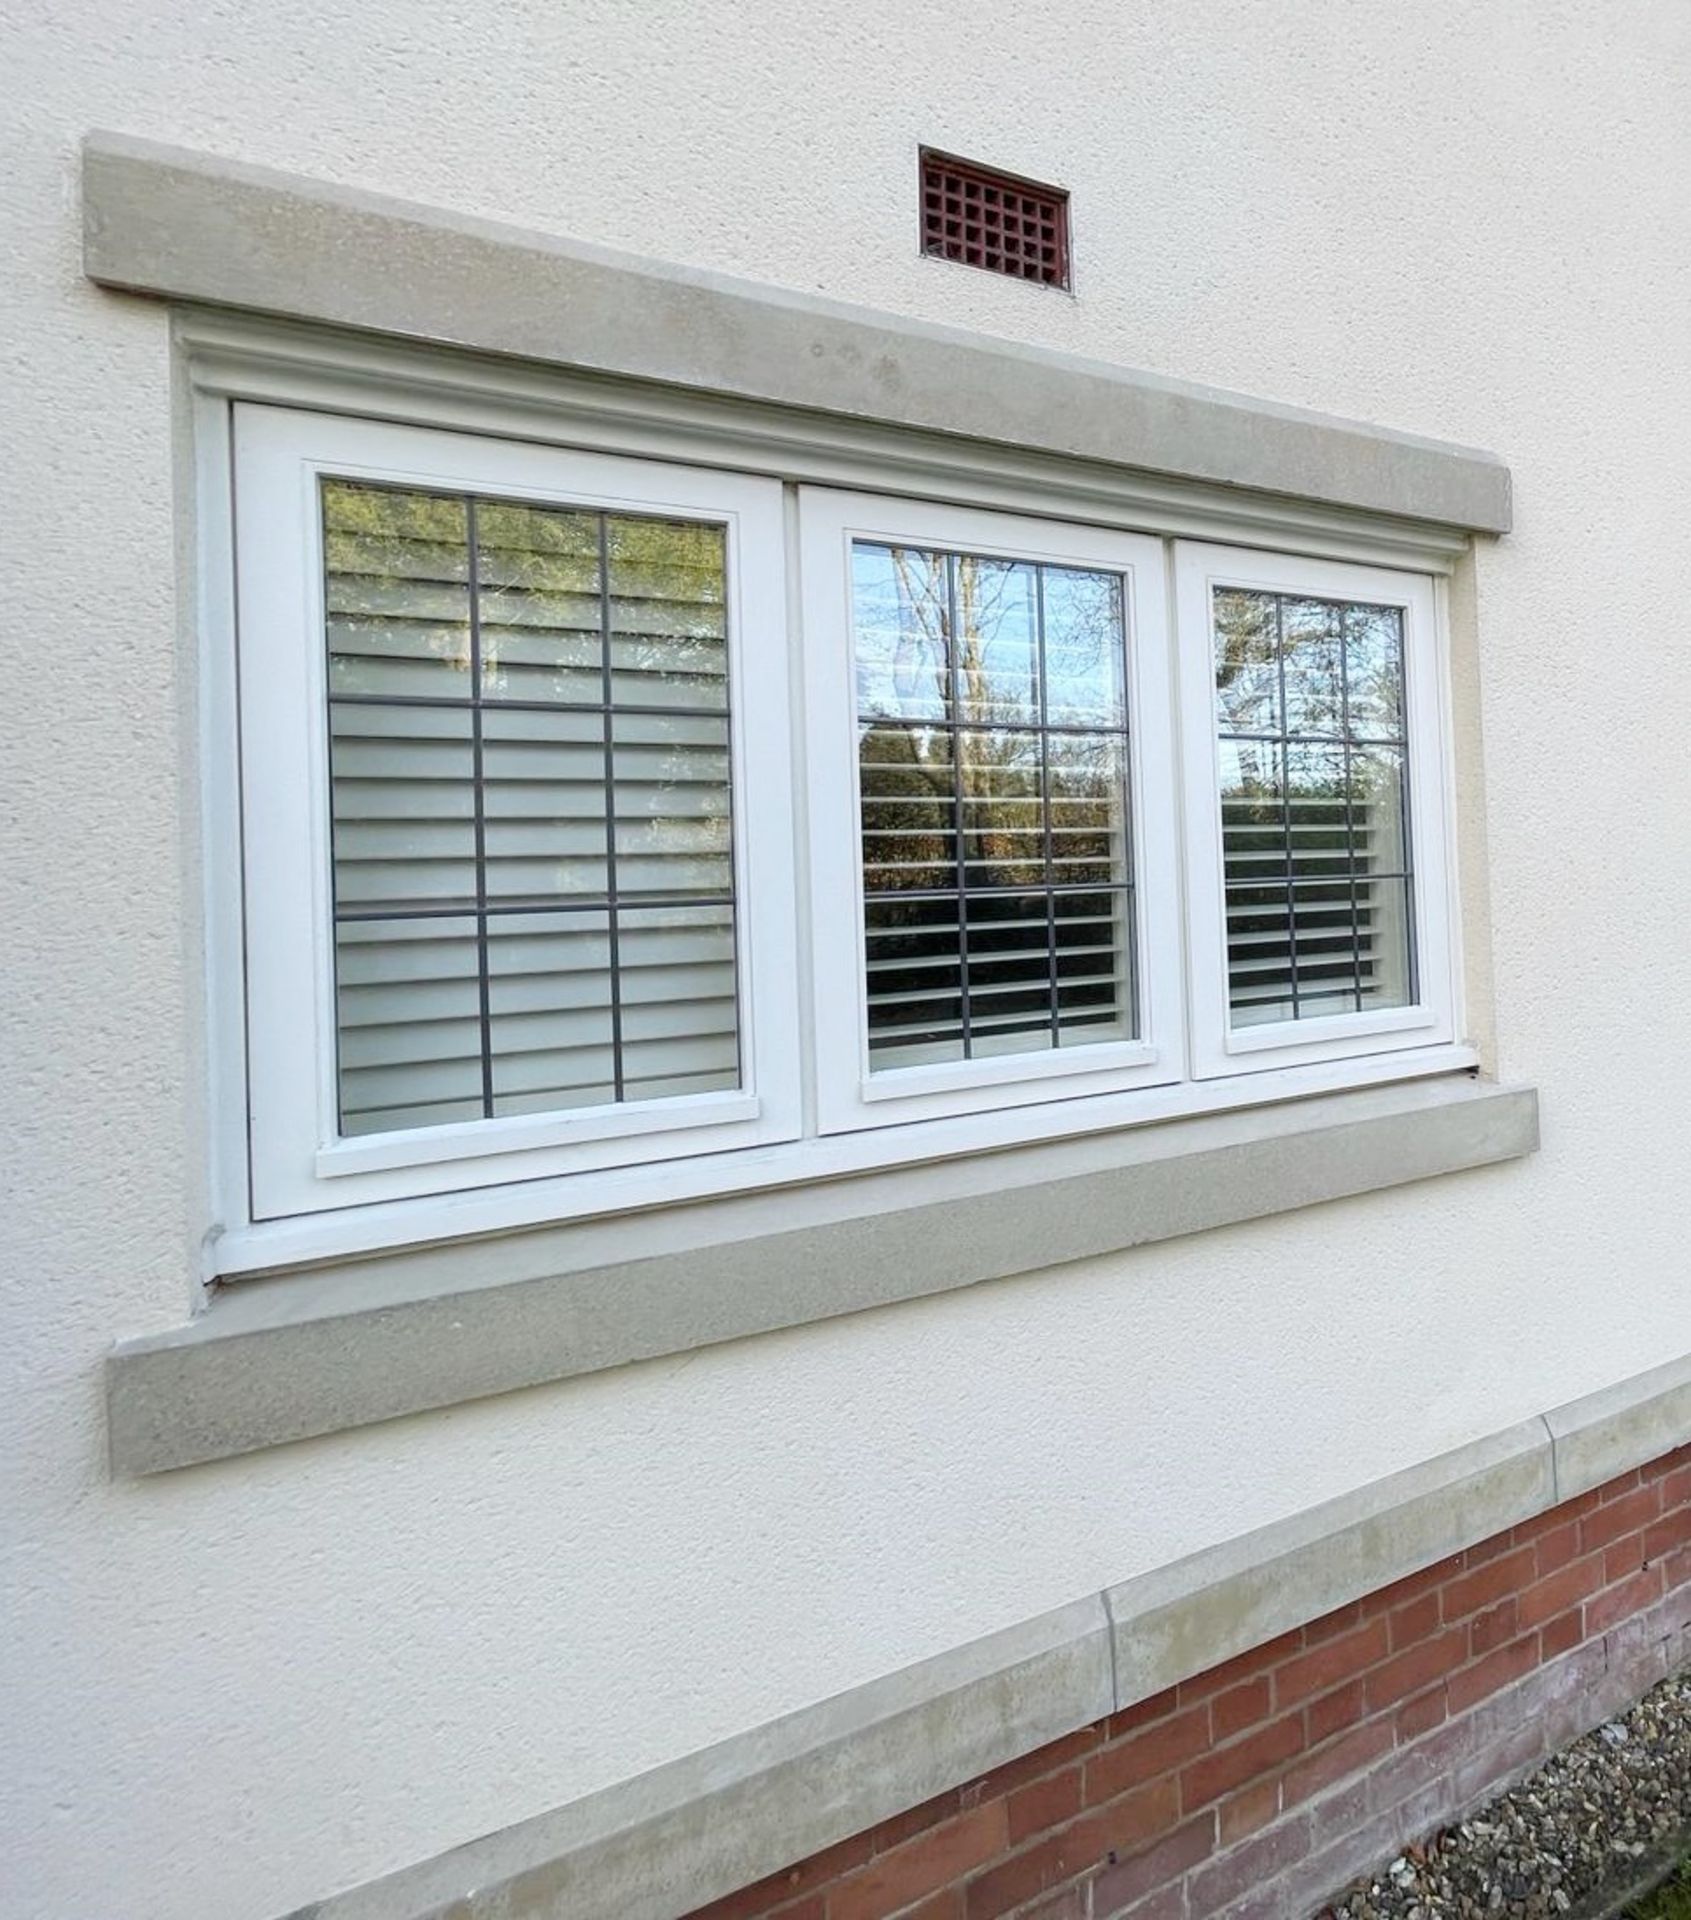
{"left": 852, "top": 543, "right": 952, "bottom": 722}
{"left": 1356, "top": 875, "right": 1415, "bottom": 1012}
{"left": 955, "top": 556, "right": 1039, "bottom": 727}
{"left": 965, "top": 890, "right": 1056, "bottom": 1058}
{"left": 1042, "top": 568, "right": 1124, "bottom": 727}
{"left": 475, "top": 499, "right": 601, "bottom": 704}
{"left": 1054, "top": 889, "right": 1133, "bottom": 1045}
{"left": 1212, "top": 582, "right": 1417, "bottom": 1030}
{"left": 612, "top": 712, "right": 735, "bottom": 900}
{"left": 1225, "top": 884, "right": 1297, "bottom": 1027}
{"left": 322, "top": 482, "right": 741, "bottom": 1134}
{"left": 864, "top": 892, "right": 966, "bottom": 1067}
{"left": 1345, "top": 604, "right": 1405, "bottom": 739}
{"left": 1281, "top": 598, "right": 1345, "bottom": 738}
{"left": 1219, "top": 739, "right": 1285, "bottom": 886}
{"left": 1289, "top": 881, "right": 1360, "bottom": 1017}
{"left": 853, "top": 541, "right": 1137, "bottom": 1070}
{"left": 335, "top": 915, "right": 485, "bottom": 1134}
{"left": 1284, "top": 741, "right": 1351, "bottom": 879}
{"left": 324, "top": 482, "right": 471, "bottom": 698}
{"left": 959, "top": 729, "right": 1044, "bottom": 890}
{"left": 1047, "top": 733, "right": 1128, "bottom": 886}
{"left": 329, "top": 702, "right": 476, "bottom": 911}
{"left": 616, "top": 904, "right": 741, "bottom": 1099}
{"left": 488, "top": 910, "right": 617, "bottom": 1115}
{"left": 1350, "top": 743, "right": 1408, "bottom": 874}
{"left": 607, "top": 517, "right": 728, "bottom": 711}
{"left": 1214, "top": 588, "right": 1279, "bottom": 735}
{"left": 480, "top": 706, "right": 610, "bottom": 902}
{"left": 859, "top": 722, "right": 957, "bottom": 893}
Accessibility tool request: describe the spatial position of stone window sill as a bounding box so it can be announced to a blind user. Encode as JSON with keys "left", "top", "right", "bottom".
{"left": 107, "top": 1075, "right": 1537, "bottom": 1476}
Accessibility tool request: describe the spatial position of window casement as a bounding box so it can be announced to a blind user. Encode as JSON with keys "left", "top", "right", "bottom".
{"left": 222, "top": 402, "right": 1463, "bottom": 1251}
{"left": 800, "top": 496, "right": 1182, "bottom": 1132}
{"left": 234, "top": 408, "right": 802, "bottom": 1218}
{"left": 1174, "top": 544, "right": 1456, "bottom": 1079}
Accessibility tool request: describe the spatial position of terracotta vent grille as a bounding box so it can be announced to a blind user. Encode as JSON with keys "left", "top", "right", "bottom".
{"left": 919, "top": 149, "right": 1070, "bottom": 287}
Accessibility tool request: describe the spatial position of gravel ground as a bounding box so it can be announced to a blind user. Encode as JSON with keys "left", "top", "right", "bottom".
{"left": 1320, "top": 1669, "right": 1691, "bottom": 1920}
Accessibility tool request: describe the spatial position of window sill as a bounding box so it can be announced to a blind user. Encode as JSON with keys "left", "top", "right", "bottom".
{"left": 107, "top": 1075, "right": 1537, "bottom": 1475}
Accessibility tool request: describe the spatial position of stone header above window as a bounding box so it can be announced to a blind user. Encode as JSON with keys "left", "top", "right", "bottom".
{"left": 80, "top": 130, "right": 1510, "bottom": 534}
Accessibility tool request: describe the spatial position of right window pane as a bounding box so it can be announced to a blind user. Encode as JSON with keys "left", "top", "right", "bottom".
{"left": 1213, "top": 587, "right": 1415, "bottom": 1028}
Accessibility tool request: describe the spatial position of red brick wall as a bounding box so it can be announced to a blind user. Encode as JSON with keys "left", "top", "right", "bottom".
{"left": 685, "top": 1446, "right": 1691, "bottom": 1920}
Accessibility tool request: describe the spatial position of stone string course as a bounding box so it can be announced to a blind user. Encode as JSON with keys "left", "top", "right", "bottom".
{"left": 682, "top": 1446, "right": 1691, "bottom": 1920}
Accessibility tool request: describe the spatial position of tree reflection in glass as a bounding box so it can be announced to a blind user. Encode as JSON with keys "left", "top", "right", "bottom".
{"left": 852, "top": 541, "right": 1134, "bottom": 1069}
{"left": 1213, "top": 586, "right": 1413, "bottom": 1027}
{"left": 322, "top": 479, "right": 740, "bottom": 1134}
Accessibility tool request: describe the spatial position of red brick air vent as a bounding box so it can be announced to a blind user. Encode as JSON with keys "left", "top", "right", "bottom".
{"left": 919, "top": 148, "right": 1070, "bottom": 288}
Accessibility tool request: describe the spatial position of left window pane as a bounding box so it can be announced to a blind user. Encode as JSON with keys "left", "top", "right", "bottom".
{"left": 322, "top": 479, "right": 739, "bottom": 1137}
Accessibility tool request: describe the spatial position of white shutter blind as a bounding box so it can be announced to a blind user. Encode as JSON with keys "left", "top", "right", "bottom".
{"left": 850, "top": 541, "right": 1136, "bottom": 1070}
{"left": 322, "top": 480, "right": 739, "bottom": 1137}
{"left": 1212, "top": 588, "right": 1414, "bottom": 1026}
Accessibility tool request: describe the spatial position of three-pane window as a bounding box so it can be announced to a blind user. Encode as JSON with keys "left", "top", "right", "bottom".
{"left": 227, "top": 409, "right": 1458, "bottom": 1235}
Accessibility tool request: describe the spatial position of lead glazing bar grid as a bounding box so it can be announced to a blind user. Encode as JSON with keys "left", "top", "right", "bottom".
{"left": 854, "top": 542, "right": 1135, "bottom": 1068}
{"left": 321, "top": 477, "right": 741, "bottom": 1135}
{"left": 1213, "top": 586, "right": 1415, "bottom": 1025}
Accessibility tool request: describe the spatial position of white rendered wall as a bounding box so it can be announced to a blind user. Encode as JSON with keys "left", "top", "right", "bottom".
{"left": 3, "top": 3, "right": 1690, "bottom": 1915}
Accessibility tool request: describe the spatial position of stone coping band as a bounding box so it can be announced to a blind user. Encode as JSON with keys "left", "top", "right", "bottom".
{"left": 108, "top": 1078, "right": 1537, "bottom": 1476}
{"left": 81, "top": 130, "right": 1510, "bottom": 533}
{"left": 277, "top": 1348, "right": 1691, "bottom": 1920}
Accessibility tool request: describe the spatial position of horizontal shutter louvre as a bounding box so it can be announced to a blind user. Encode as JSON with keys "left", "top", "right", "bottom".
{"left": 1213, "top": 587, "right": 1415, "bottom": 1025}
{"left": 852, "top": 541, "right": 1137, "bottom": 1069}
{"left": 322, "top": 480, "right": 739, "bottom": 1137}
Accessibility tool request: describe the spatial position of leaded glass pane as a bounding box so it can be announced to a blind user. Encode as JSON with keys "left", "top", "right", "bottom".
{"left": 322, "top": 479, "right": 739, "bottom": 1135}
{"left": 852, "top": 543, "right": 1137, "bottom": 1071}
{"left": 1211, "top": 587, "right": 1414, "bottom": 1027}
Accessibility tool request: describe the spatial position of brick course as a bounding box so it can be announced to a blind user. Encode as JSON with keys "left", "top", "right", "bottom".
{"left": 683, "top": 1444, "right": 1691, "bottom": 1920}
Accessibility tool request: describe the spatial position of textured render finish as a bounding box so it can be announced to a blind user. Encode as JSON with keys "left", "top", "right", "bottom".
{"left": 8, "top": 7, "right": 1691, "bottom": 1920}
{"left": 278, "top": 1362, "right": 1686, "bottom": 1920}
{"left": 80, "top": 132, "right": 1512, "bottom": 533}
{"left": 108, "top": 1080, "right": 1538, "bottom": 1475}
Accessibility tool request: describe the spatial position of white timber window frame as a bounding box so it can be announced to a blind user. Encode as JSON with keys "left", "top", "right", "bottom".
{"left": 195, "top": 319, "right": 1476, "bottom": 1278}
{"left": 1174, "top": 544, "right": 1457, "bottom": 1079}
{"left": 801, "top": 494, "right": 1183, "bottom": 1132}
{"left": 232, "top": 406, "right": 804, "bottom": 1221}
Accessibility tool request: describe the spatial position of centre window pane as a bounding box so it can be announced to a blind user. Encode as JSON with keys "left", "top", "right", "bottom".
{"left": 852, "top": 541, "right": 1136, "bottom": 1070}
{"left": 322, "top": 478, "right": 739, "bottom": 1136}
{"left": 1213, "top": 586, "right": 1415, "bottom": 1028}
